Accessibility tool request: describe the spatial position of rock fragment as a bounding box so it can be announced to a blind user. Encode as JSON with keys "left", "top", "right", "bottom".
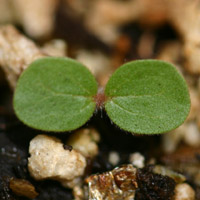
{"left": 162, "top": 122, "right": 200, "bottom": 153}
{"left": 129, "top": 152, "right": 145, "bottom": 168}
{"left": 153, "top": 165, "right": 186, "bottom": 183}
{"left": 85, "top": 164, "right": 138, "bottom": 200}
{"left": 67, "top": 128, "right": 100, "bottom": 158}
{"left": 108, "top": 151, "right": 120, "bottom": 166}
{"left": 173, "top": 183, "right": 195, "bottom": 200}
{"left": 0, "top": 25, "right": 68, "bottom": 88}
{"left": 28, "top": 134, "right": 86, "bottom": 188}
{"left": 0, "top": 0, "right": 59, "bottom": 39}
{"left": 41, "top": 39, "right": 67, "bottom": 57}
{"left": 0, "top": 25, "right": 44, "bottom": 88}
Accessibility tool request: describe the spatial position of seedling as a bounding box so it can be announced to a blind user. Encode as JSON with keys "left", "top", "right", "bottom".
{"left": 13, "top": 57, "right": 190, "bottom": 134}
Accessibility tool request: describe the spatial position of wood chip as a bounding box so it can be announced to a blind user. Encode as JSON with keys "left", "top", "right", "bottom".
{"left": 9, "top": 178, "right": 39, "bottom": 199}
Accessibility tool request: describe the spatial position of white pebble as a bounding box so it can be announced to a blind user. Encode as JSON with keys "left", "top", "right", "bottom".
{"left": 184, "top": 122, "right": 200, "bottom": 147}
{"left": 162, "top": 124, "right": 186, "bottom": 153}
{"left": 108, "top": 151, "right": 120, "bottom": 166}
{"left": 67, "top": 128, "right": 100, "bottom": 158}
{"left": 76, "top": 50, "right": 110, "bottom": 77}
{"left": 28, "top": 134, "right": 86, "bottom": 188}
{"left": 129, "top": 152, "right": 145, "bottom": 168}
{"left": 174, "top": 183, "right": 195, "bottom": 200}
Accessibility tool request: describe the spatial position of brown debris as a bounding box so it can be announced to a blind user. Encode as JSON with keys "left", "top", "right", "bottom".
{"left": 9, "top": 178, "right": 39, "bottom": 199}
{"left": 111, "top": 34, "right": 132, "bottom": 69}
{"left": 136, "top": 166, "right": 176, "bottom": 200}
{"left": 85, "top": 164, "right": 138, "bottom": 200}
{"left": 137, "top": 32, "right": 155, "bottom": 59}
{"left": 162, "top": 145, "right": 200, "bottom": 165}
{"left": 156, "top": 41, "right": 183, "bottom": 69}
{"left": 153, "top": 165, "right": 186, "bottom": 183}
{"left": 0, "top": 25, "right": 44, "bottom": 88}
{"left": 161, "top": 145, "right": 200, "bottom": 186}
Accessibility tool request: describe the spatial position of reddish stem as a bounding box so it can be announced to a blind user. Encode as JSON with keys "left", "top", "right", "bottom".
{"left": 93, "top": 87, "right": 106, "bottom": 109}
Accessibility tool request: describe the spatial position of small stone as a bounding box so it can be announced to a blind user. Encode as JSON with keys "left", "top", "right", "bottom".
{"left": 28, "top": 134, "right": 86, "bottom": 188}
{"left": 73, "top": 186, "right": 84, "bottom": 200}
{"left": 67, "top": 128, "right": 100, "bottom": 158}
{"left": 0, "top": 25, "right": 44, "bottom": 88}
{"left": 85, "top": 164, "right": 137, "bottom": 200}
{"left": 153, "top": 165, "right": 186, "bottom": 183}
{"left": 174, "top": 183, "right": 195, "bottom": 200}
{"left": 129, "top": 152, "right": 145, "bottom": 168}
{"left": 184, "top": 122, "right": 200, "bottom": 147}
{"left": 108, "top": 151, "right": 120, "bottom": 166}
{"left": 41, "top": 39, "right": 67, "bottom": 57}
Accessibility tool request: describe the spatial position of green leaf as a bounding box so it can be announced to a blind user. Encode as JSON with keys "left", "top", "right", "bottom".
{"left": 13, "top": 57, "right": 98, "bottom": 132}
{"left": 105, "top": 59, "right": 190, "bottom": 134}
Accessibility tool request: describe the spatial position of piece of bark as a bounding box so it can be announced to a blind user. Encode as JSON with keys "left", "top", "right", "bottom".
{"left": 9, "top": 178, "right": 39, "bottom": 199}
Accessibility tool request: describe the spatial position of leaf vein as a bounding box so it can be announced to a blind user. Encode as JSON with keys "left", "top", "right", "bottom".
{"left": 110, "top": 100, "right": 163, "bottom": 119}
{"left": 37, "top": 81, "right": 92, "bottom": 98}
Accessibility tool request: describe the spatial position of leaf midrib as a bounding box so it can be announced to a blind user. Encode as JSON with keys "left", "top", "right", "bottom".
{"left": 37, "top": 80, "right": 94, "bottom": 98}
{"left": 108, "top": 100, "right": 164, "bottom": 120}
{"left": 106, "top": 93, "right": 163, "bottom": 99}
{"left": 33, "top": 102, "right": 94, "bottom": 121}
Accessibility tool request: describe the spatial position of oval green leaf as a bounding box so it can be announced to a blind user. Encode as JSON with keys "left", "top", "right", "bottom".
{"left": 105, "top": 60, "right": 190, "bottom": 134}
{"left": 13, "top": 57, "right": 98, "bottom": 132}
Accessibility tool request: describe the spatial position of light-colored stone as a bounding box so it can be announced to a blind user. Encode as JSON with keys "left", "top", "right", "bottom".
{"left": 28, "top": 134, "right": 86, "bottom": 188}
{"left": 174, "top": 183, "right": 195, "bottom": 200}
{"left": 129, "top": 152, "right": 145, "bottom": 168}
{"left": 76, "top": 50, "right": 110, "bottom": 80}
{"left": 108, "top": 151, "right": 120, "bottom": 166}
{"left": 41, "top": 39, "right": 67, "bottom": 57}
{"left": 0, "top": 0, "right": 59, "bottom": 39}
{"left": 67, "top": 128, "right": 100, "bottom": 158}
{"left": 73, "top": 186, "right": 85, "bottom": 200}
{"left": 184, "top": 122, "right": 200, "bottom": 147}
{"left": 0, "top": 25, "right": 44, "bottom": 88}
{"left": 187, "top": 88, "right": 200, "bottom": 121}
{"left": 162, "top": 121, "right": 200, "bottom": 153}
{"left": 162, "top": 124, "right": 187, "bottom": 153}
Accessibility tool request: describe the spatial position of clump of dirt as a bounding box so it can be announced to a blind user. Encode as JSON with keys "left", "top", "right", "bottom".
{"left": 135, "top": 166, "right": 176, "bottom": 200}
